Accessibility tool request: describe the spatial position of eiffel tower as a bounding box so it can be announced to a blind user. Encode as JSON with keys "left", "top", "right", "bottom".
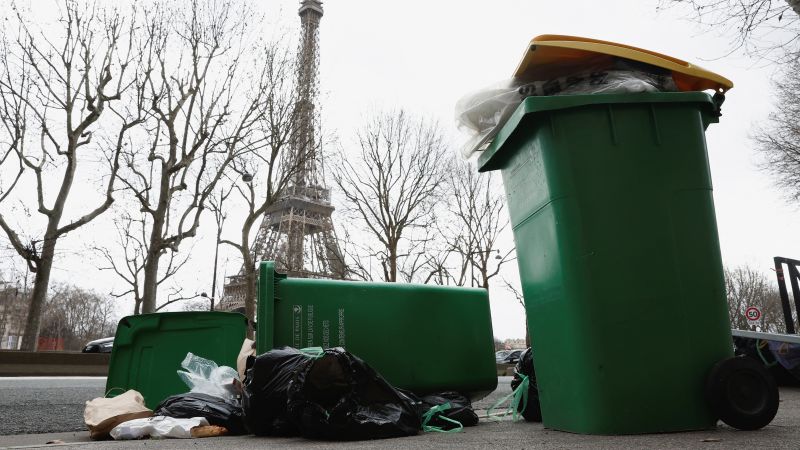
{"left": 219, "top": 0, "right": 346, "bottom": 312}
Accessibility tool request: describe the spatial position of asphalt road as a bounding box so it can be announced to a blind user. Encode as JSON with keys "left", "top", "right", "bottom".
{"left": 0, "top": 377, "right": 106, "bottom": 436}
{"left": 0, "top": 376, "right": 511, "bottom": 436}
{"left": 1, "top": 378, "right": 799, "bottom": 449}
{"left": 2, "top": 388, "right": 800, "bottom": 449}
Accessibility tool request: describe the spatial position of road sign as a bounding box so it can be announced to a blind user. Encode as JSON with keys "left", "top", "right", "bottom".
{"left": 745, "top": 306, "right": 762, "bottom": 323}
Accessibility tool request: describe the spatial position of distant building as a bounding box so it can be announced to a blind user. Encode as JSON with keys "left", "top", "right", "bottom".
{"left": 503, "top": 338, "right": 526, "bottom": 350}
{"left": 0, "top": 283, "right": 28, "bottom": 350}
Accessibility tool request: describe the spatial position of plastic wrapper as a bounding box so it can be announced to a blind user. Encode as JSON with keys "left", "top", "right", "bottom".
{"left": 286, "top": 347, "right": 421, "bottom": 440}
{"left": 455, "top": 60, "right": 677, "bottom": 158}
{"left": 242, "top": 346, "right": 313, "bottom": 436}
{"left": 177, "top": 352, "right": 240, "bottom": 403}
{"left": 154, "top": 392, "right": 246, "bottom": 435}
{"left": 109, "top": 416, "right": 209, "bottom": 440}
{"left": 510, "top": 348, "right": 542, "bottom": 422}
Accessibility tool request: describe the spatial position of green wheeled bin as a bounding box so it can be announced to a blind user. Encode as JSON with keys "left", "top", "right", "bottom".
{"left": 478, "top": 92, "right": 745, "bottom": 434}
{"left": 256, "top": 261, "right": 498, "bottom": 398}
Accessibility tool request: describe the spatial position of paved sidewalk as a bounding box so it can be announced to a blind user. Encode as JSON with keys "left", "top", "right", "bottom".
{"left": 2, "top": 386, "right": 798, "bottom": 449}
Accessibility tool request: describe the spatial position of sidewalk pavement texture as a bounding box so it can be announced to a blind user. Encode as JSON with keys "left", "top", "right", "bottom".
{"left": 1, "top": 387, "right": 798, "bottom": 450}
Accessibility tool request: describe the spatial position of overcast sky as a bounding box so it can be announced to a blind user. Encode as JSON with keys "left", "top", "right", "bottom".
{"left": 280, "top": 0, "right": 799, "bottom": 339}
{"left": 4, "top": 0, "right": 799, "bottom": 340}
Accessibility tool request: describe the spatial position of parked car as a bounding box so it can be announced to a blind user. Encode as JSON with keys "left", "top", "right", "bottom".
{"left": 495, "top": 350, "right": 511, "bottom": 362}
{"left": 498, "top": 349, "right": 523, "bottom": 365}
{"left": 82, "top": 337, "right": 114, "bottom": 353}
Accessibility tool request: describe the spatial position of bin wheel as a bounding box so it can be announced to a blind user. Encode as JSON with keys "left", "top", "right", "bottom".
{"left": 705, "top": 356, "right": 779, "bottom": 431}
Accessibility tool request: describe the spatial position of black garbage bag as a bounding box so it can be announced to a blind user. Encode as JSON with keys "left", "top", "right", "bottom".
{"left": 510, "top": 347, "right": 542, "bottom": 422}
{"left": 286, "top": 347, "right": 420, "bottom": 440}
{"left": 242, "top": 346, "right": 313, "bottom": 436}
{"left": 153, "top": 392, "right": 246, "bottom": 435}
{"left": 414, "top": 391, "right": 478, "bottom": 431}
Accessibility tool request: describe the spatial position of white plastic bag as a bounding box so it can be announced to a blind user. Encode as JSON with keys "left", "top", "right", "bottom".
{"left": 177, "top": 352, "right": 240, "bottom": 402}
{"left": 455, "top": 63, "right": 677, "bottom": 158}
{"left": 110, "top": 416, "right": 209, "bottom": 440}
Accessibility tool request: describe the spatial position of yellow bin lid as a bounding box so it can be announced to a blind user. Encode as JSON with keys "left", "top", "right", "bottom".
{"left": 514, "top": 34, "right": 733, "bottom": 93}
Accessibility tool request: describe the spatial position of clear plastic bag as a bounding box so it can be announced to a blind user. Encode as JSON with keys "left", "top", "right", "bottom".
{"left": 177, "top": 352, "right": 240, "bottom": 402}
{"left": 455, "top": 62, "right": 677, "bottom": 158}
{"left": 110, "top": 416, "right": 209, "bottom": 439}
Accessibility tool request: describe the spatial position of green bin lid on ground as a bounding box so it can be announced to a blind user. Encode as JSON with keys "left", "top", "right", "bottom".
{"left": 105, "top": 311, "right": 248, "bottom": 409}
{"left": 477, "top": 91, "right": 717, "bottom": 172}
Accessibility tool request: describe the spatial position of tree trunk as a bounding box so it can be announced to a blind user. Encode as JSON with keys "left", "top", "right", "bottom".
{"left": 788, "top": 0, "right": 800, "bottom": 16}
{"left": 388, "top": 241, "right": 398, "bottom": 282}
{"left": 141, "top": 247, "right": 161, "bottom": 313}
{"left": 140, "top": 190, "right": 169, "bottom": 313}
{"left": 20, "top": 239, "right": 56, "bottom": 351}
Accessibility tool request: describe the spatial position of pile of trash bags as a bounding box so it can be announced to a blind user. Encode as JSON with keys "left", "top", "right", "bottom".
{"left": 85, "top": 346, "right": 481, "bottom": 441}
{"left": 242, "top": 346, "right": 478, "bottom": 440}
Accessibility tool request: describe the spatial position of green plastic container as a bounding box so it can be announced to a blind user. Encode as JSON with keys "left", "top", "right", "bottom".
{"left": 478, "top": 92, "right": 733, "bottom": 434}
{"left": 106, "top": 312, "right": 247, "bottom": 408}
{"left": 256, "top": 261, "right": 497, "bottom": 397}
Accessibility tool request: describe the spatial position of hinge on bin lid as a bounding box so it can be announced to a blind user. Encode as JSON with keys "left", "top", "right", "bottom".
{"left": 711, "top": 91, "right": 725, "bottom": 118}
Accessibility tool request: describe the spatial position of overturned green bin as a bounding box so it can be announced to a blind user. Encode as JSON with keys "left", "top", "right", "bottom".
{"left": 256, "top": 261, "right": 497, "bottom": 398}
{"left": 106, "top": 311, "right": 248, "bottom": 409}
{"left": 478, "top": 92, "right": 738, "bottom": 434}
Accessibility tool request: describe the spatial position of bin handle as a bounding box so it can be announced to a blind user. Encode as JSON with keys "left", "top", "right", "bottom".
{"left": 257, "top": 261, "right": 286, "bottom": 353}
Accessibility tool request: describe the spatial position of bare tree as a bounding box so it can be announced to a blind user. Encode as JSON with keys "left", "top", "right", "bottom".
{"left": 215, "top": 43, "right": 309, "bottom": 325}
{"left": 443, "top": 160, "right": 514, "bottom": 290}
{"left": 39, "top": 283, "right": 116, "bottom": 351}
{"left": 334, "top": 110, "right": 450, "bottom": 282}
{"left": 725, "top": 264, "right": 785, "bottom": 332}
{"left": 503, "top": 278, "right": 530, "bottom": 347}
{"left": 754, "top": 60, "right": 800, "bottom": 201}
{"left": 116, "top": 1, "right": 273, "bottom": 313}
{"left": 658, "top": 0, "right": 800, "bottom": 60}
{"left": 95, "top": 212, "right": 191, "bottom": 315}
{"left": 0, "top": 2, "right": 141, "bottom": 350}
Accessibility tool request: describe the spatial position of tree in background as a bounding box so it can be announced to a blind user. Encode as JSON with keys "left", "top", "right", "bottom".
{"left": 725, "top": 264, "right": 785, "bottom": 332}
{"left": 658, "top": 0, "right": 800, "bottom": 60}
{"left": 334, "top": 110, "right": 450, "bottom": 282}
{"left": 39, "top": 283, "right": 116, "bottom": 351}
{"left": 0, "top": 2, "right": 142, "bottom": 350}
{"left": 95, "top": 212, "right": 191, "bottom": 314}
{"left": 114, "top": 1, "right": 278, "bottom": 313}
{"left": 441, "top": 160, "right": 514, "bottom": 290}
{"left": 754, "top": 60, "right": 800, "bottom": 201}
{"left": 503, "top": 278, "right": 530, "bottom": 347}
